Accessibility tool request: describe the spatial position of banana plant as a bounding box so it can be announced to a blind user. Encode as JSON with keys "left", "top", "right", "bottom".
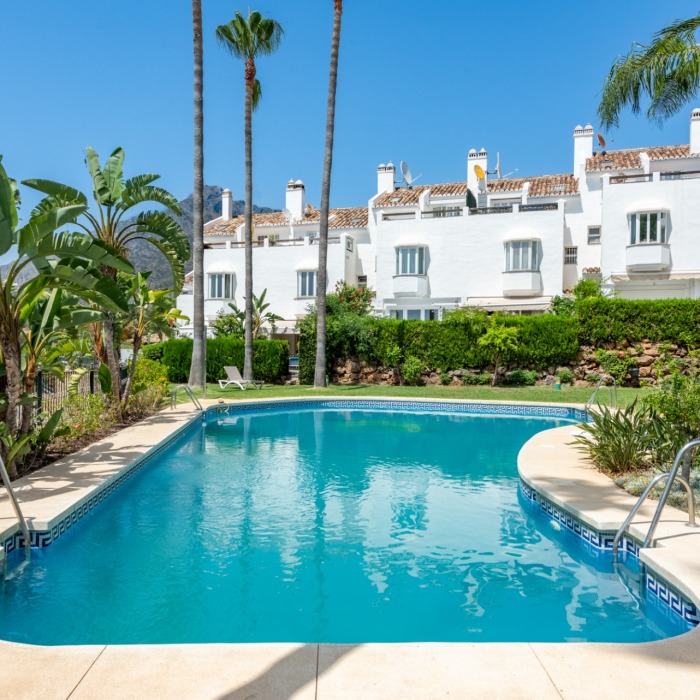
{"left": 121, "top": 271, "right": 188, "bottom": 408}
{"left": 0, "top": 156, "right": 132, "bottom": 477}
{"left": 23, "top": 147, "right": 189, "bottom": 403}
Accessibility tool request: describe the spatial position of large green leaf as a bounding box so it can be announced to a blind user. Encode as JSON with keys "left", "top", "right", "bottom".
{"left": 31, "top": 232, "right": 133, "bottom": 274}
{"left": 16, "top": 204, "right": 87, "bottom": 255}
{"left": 85, "top": 147, "right": 112, "bottom": 205}
{"left": 22, "top": 179, "right": 88, "bottom": 208}
{"left": 121, "top": 210, "right": 190, "bottom": 260}
{"left": 119, "top": 183, "right": 182, "bottom": 215}
{"left": 0, "top": 156, "right": 19, "bottom": 255}
{"left": 52, "top": 308, "right": 106, "bottom": 330}
{"left": 102, "top": 147, "right": 125, "bottom": 204}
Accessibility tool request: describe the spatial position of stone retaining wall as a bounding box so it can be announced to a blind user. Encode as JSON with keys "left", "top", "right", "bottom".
{"left": 333, "top": 341, "right": 698, "bottom": 387}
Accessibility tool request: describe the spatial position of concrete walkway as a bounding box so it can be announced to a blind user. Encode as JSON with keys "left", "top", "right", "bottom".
{"left": 1, "top": 399, "right": 699, "bottom": 699}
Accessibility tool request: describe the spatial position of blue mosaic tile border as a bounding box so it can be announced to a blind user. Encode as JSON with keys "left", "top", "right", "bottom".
{"left": 521, "top": 480, "right": 698, "bottom": 628}
{"left": 213, "top": 398, "right": 588, "bottom": 422}
{"left": 1, "top": 414, "right": 202, "bottom": 554}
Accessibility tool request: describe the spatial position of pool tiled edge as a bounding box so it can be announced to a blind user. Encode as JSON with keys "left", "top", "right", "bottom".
{"left": 518, "top": 422, "right": 700, "bottom": 632}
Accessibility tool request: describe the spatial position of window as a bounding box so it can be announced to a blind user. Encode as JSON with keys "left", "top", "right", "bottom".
{"left": 391, "top": 309, "right": 428, "bottom": 320}
{"left": 297, "top": 270, "right": 316, "bottom": 298}
{"left": 630, "top": 211, "right": 667, "bottom": 244}
{"left": 395, "top": 246, "right": 427, "bottom": 275}
{"left": 346, "top": 238, "right": 354, "bottom": 252}
{"left": 504, "top": 240, "right": 539, "bottom": 272}
{"left": 357, "top": 275, "right": 368, "bottom": 288}
{"left": 208, "top": 273, "right": 233, "bottom": 299}
{"left": 564, "top": 247, "right": 578, "bottom": 265}
{"left": 406, "top": 309, "right": 421, "bottom": 320}
{"left": 588, "top": 226, "right": 601, "bottom": 245}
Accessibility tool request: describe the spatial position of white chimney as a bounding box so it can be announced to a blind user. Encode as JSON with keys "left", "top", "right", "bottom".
{"left": 222, "top": 188, "right": 233, "bottom": 220}
{"left": 377, "top": 162, "right": 395, "bottom": 195}
{"left": 467, "top": 148, "right": 488, "bottom": 196}
{"left": 285, "top": 179, "right": 305, "bottom": 220}
{"left": 573, "top": 124, "right": 594, "bottom": 174}
{"left": 690, "top": 108, "right": 700, "bottom": 153}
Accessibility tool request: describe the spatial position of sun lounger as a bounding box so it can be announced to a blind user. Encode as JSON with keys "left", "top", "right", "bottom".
{"left": 218, "top": 366, "right": 264, "bottom": 391}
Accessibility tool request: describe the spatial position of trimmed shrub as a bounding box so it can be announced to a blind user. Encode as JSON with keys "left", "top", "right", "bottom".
{"left": 502, "top": 369, "right": 538, "bottom": 386}
{"left": 558, "top": 368, "right": 575, "bottom": 384}
{"left": 462, "top": 373, "right": 492, "bottom": 385}
{"left": 577, "top": 298, "right": 700, "bottom": 346}
{"left": 154, "top": 337, "right": 289, "bottom": 383}
{"left": 141, "top": 342, "right": 165, "bottom": 362}
{"left": 401, "top": 356, "right": 423, "bottom": 385}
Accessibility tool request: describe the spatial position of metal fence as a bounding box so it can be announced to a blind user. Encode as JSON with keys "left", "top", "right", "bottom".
{"left": 0, "top": 368, "right": 113, "bottom": 422}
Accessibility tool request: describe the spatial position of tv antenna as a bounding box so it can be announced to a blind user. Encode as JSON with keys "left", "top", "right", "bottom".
{"left": 473, "top": 152, "right": 507, "bottom": 180}
{"left": 400, "top": 161, "right": 421, "bottom": 188}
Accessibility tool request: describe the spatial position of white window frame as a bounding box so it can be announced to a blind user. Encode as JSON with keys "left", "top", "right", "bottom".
{"left": 504, "top": 240, "right": 540, "bottom": 272}
{"left": 564, "top": 247, "right": 578, "bottom": 265}
{"left": 207, "top": 273, "right": 234, "bottom": 299}
{"left": 630, "top": 211, "right": 668, "bottom": 245}
{"left": 587, "top": 226, "right": 601, "bottom": 245}
{"left": 297, "top": 270, "right": 316, "bottom": 298}
{"left": 395, "top": 246, "right": 427, "bottom": 275}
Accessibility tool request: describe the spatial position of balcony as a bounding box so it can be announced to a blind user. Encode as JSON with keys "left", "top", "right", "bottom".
{"left": 393, "top": 274, "right": 429, "bottom": 297}
{"left": 626, "top": 243, "right": 672, "bottom": 272}
{"left": 502, "top": 271, "right": 542, "bottom": 297}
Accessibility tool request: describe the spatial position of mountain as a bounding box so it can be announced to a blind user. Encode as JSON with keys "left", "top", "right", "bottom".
{"left": 127, "top": 185, "right": 276, "bottom": 289}
{"left": 0, "top": 186, "right": 275, "bottom": 291}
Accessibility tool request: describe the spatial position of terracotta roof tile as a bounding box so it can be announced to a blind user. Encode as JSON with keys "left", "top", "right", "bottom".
{"left": 487, "top": 173, "right": 578, "bottom": 197}
{"left": 375, "top": 182, "right": 468, "bottom": 208}
{"left": 586, "top": 145, "right": 691, "bottom": 172}
{"left": 205, "top": 207, "right": 368, "bottom": 236}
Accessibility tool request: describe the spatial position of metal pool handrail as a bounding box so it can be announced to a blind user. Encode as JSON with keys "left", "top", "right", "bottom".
{"left": 0, "top": 453, "right": 31, "bottom": 572}
{"left": 171, "top": 384, "right": 203, "bottom": 412}
{"left": 612, "top": 438, "right": 700, "bottom": 560}
{"left": 585, "top": 374, "right": 617, "bottom": 413}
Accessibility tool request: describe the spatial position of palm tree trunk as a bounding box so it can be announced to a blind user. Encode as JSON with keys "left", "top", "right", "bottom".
{"left": 0, "top": 331, "right": 22, "bottom": 478}
{"left": 243, "top": 58, "right": 255, "bottom": 381}
{"left": 314, "top": 0, "right": 343, "bottom": 388}
{"left": 103, "top": 316, "right": 122, "bottom": 418}
{"left": 122, "top": 335, "right": 142, "bottom": 409}
{"left": 188, "top": 0, "right": 206, "bottom": 390}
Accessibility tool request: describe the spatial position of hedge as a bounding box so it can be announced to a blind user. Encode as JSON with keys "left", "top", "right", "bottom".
{"left": 299, "top": 313, "right": 579, "bottom": 382}
{"left": 576, "top": 298, "right": 700, "bottom": 346}
{"left": 141, "top": 337, "right": 289, "bottom": 383}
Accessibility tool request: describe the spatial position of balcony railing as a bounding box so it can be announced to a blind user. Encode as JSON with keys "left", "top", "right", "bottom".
{"left": 420, "top": 208, "right": 463, "bottom": 219}
{"left": 660, "top": 170, "right": 700, "bottom": 181}
{"left": 519, "top": 203, "right": 558, "bottom": 212}
{"left": 469, "top": 206, "right": 513, "bottom": 215}
{"left": 382, "top": 212, "right": 416, "bottom": 221}
{"left": 270, "top": 238, "right": 305, "bottom": 247}
{"left": 610, "top": 173, "right": 652, "bottom": 184}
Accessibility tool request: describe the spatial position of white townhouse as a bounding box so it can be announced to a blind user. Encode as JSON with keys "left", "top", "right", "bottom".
{"left": 177, "top": 108, "right": 700, "bottom": 340}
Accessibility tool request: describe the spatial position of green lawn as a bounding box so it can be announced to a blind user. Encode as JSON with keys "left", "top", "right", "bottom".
{"left": 173, "top": 382, "right": 649, "bottom": 407}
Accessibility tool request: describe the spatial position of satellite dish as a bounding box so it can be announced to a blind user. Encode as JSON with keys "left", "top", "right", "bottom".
{"left": 400, "top": 161, "right": 413, "bottom": 187}
{"left": 474, "top": 164, "right": 486, "bottom": 180}
{"left": 400, "top": 161, "right": 421, "bottom": 188}
{"left": 282, "top": 208, "right": 292, "bottom": 222}
{"left": 597, "top": 133, "right": 607, "bottom": 149}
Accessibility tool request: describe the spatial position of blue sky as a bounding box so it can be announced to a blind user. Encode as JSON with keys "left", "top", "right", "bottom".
{"left": 2, "top": 1, "right": 699, "bottom": 251}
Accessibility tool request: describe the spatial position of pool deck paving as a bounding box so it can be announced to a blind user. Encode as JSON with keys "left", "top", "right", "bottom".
{"left": 1, "top": 397, "right": 700, "bottom": 699}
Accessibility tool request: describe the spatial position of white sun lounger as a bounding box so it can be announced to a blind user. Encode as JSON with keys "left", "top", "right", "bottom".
{"left": 218, "top": 366, "right": 264, "bottom": 391}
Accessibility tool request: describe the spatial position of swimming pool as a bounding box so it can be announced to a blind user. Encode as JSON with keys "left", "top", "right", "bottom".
{"left": 0, "top": 402, "right": 693, "bottom": 645}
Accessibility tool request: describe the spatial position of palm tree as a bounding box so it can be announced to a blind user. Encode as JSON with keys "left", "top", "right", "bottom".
{"left": 598, "top": 14, "right": 700, "bottom": 129}
{"left": 24, "top": 148, "right": 188, "bottom": 403}
{"left": 216, "top": 9, "right": 283, "bottom": 381}
{"left": 188, "top": 0, "right": 206, "bottom": 392}
{"left": 314, "top": 0, "right": 343, "bottom": 388}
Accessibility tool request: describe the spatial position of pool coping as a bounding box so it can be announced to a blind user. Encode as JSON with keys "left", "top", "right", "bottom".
{"left": 2, "top": 395, "right": 700, "bottom": 699}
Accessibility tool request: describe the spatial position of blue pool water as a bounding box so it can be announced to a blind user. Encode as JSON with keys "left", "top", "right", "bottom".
{"left": 0, "top": 406, "right": 693, "bottom": 645}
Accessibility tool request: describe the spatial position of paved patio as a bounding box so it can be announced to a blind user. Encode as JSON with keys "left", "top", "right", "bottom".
{"left": 1, "top": 398, "right": 699, "bottom": 699}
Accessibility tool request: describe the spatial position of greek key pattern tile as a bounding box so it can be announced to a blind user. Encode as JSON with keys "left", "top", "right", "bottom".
{"left": 647, "top": 572, "right": 700, "bottom": 625}
{"left": 522, "top": 480, "right": 697, "bottom": 627}
{"left": 218, "top": 399, "right": 585, "bottom": 421}
{"left": 18, "top": 416, "right": 201, "bottom": 550}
